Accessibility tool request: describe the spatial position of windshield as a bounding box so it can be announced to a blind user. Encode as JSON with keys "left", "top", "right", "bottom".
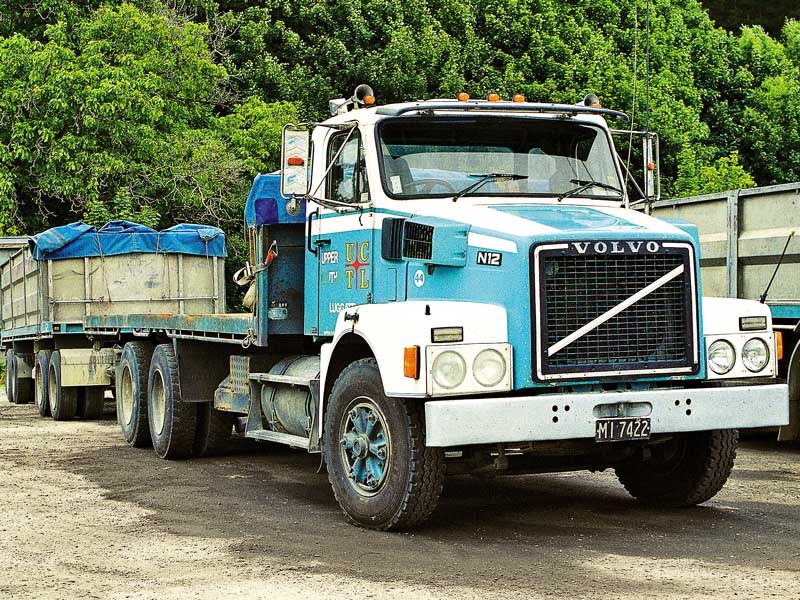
{"left": 378, "top": 116, "right": 622, "bottom": 200}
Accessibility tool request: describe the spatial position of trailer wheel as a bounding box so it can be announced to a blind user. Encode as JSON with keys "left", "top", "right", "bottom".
{"left": 323, "top": 358, "right": 444, "bottom": 530}
{"left": 194, "top": 403, "right": 235, "bottom": 457}
{"left": 616, "top": 429, "right": 738, "bottom": 507}
{"left": 4, "top": 349, "right": 12, "bottom": 402}
{"left": 34, "top": 350, "right": 52, "bottom": 417}
{"left": 116, "top": 342, "right": 153, "bottom": 447}
{"left": 48, "top": 351, "right": 77, "bottom": 421}
{"left": 147, "top": 343, "right": 196, "bottom": 459}
{"left": 77, "top": 388, "right": 105, "bottom": 420}
{"left": 7, "top": 350, "right": 33, "bottom": 404}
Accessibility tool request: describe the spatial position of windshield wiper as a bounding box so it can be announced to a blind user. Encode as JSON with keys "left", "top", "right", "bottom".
{"left": 558, "top": 178, "right": 623, "bottom": 202}
{"left": 451, "top": 173, "right": 528, "bottom": 202}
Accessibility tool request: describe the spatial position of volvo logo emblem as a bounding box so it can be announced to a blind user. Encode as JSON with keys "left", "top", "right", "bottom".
{"left": 570, "top": 240, "right": 661, "bottom": 254}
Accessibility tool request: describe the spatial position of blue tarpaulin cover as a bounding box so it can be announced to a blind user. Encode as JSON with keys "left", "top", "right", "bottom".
{"left": 245, "top": 173, "right": 305, "bottom": 227}
{"left": 29, "top": 220, "right": 227, "bottom": 260}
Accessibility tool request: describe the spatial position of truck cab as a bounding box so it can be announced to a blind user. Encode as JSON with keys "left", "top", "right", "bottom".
{"left": 273, "top": 90, "right": 788, "bottom": 528}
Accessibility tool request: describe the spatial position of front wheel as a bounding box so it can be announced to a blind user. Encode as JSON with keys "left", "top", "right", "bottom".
{"left": 323, "top": 358, "right": 444, "bottom": 530}
{"left": 615, "top": 429, "right": 738, "bottom": 507}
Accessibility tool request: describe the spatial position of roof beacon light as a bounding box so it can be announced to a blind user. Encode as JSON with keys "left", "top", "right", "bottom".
{"left": 457, "top": 92, "right": 470, "bottom": 102}
{"left": 513, "top": 94, "right": 525, "bottom": 103}
{"left": 488, "top": 93, "right": 500, "bottom": 102}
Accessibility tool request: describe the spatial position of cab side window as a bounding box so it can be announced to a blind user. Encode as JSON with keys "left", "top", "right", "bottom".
{"left": 327, "top": 130, "right": 369, "bottom": 204}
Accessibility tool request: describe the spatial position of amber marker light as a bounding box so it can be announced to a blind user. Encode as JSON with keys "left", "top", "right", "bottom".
{"left": 287, "top": 157, "right": 304, "bottom": 166}
{"left": 776, "top": 331, "right": 784, "bottom": 361}
{"left": 457, "top": 92, "right": 470, "bottom": 101}
{"left": 404, "top": 346, "right": 420, "bottom": 379}
{"left": 364, "top": 95, "right": 376, "bottom": 105}
{"left": 513, "top": 94, "right": 525, "bottom": 102}
{"left": 488, "top": 93, "right": 500, "bottom": 102}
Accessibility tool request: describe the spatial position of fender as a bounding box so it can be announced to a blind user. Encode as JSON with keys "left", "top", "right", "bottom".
{"left": 318, "top": 300, "right": 509, "bottom": 440}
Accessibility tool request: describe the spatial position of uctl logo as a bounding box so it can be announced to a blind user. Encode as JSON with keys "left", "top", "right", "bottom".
{"left": 345, "top": 241, "right": 370, "bottom": 289}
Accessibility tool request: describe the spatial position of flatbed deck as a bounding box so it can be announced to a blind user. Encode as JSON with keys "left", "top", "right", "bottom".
{"left": 1, "top": 313, "right": 255, "bottom": 346}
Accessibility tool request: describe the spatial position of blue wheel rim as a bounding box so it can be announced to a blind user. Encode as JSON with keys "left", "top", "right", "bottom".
{"left": 339, "top": 398, "right": 391, "bottom": 496}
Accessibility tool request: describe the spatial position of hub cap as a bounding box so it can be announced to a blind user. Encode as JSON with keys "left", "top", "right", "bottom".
{"left": 120, "top": 366, "right": 135, "bottom": 426}
{"left": 151, "top": 370, "right": 166, "bottom": 436}
{"left": 339, "top": 399, "right": 391, "bottom": 497}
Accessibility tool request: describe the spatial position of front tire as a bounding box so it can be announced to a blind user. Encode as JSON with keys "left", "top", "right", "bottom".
{"left": 147, "top": 344, "right": 196, "bottom": 459}
{"left": 323, "top": 358, "right": 444, "bottom": 530}
{"left": 615, "top": 429, "right": 738, "bottom": 507}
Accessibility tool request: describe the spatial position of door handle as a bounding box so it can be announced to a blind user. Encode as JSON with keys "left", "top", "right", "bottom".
{"left": 306, "top": 209, "right": 319, "bottom": 255}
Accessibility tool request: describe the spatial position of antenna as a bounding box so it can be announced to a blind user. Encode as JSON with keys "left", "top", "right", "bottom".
{"left": 760, "top": 231, "right": 794, "bottom": 304}
{"left": 645, "top": 0, "right": 651, "bottom": 134}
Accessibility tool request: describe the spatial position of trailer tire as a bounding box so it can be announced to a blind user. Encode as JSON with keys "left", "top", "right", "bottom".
{"left": 48, "top": 351, "right": 77, "bottom": 421}
{"left": 34, "top": 350, "right": 52, "bottom": 417}
{"left": 194, "top": 403, "right": 235, "bottom": 457}
{"left": 117, "top": 342, "right": 153, "bottom": 447}
{"left": 615, "top": 429, "right": 738, "bottom": 507}
{"left": 4, "top": 349, "right": 12, "bottom": 402}
{"left": 7, "top": 350, "right": 33, "bottom": 404}
{"left": 78, "top": 388, "right": 105, "bottom": 420}
{"left": 147, "top": 343, "right": 196, "bottom": 459}
{"left": 323, "top": 358, "right": 444, "bottom": 531}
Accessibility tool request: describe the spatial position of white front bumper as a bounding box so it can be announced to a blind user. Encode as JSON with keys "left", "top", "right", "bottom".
{"left": 424, "top": 383, "right": 789, "bottom": 447}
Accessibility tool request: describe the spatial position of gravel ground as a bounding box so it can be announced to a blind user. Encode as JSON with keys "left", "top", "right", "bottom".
{"left": 1, "top": 395, "right": 799, "bottom": 600}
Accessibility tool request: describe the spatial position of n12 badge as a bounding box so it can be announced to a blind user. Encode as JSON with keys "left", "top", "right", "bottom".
{"left": 476, "top": 251, "right": 502, "bottom": 266}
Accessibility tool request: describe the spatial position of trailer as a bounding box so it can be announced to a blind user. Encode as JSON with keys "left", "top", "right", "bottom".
{"left": 648, "top": 182, "right": 800, "bottom": 441}
{"left": 1, "top": 88, "right": 790, "bottom": 530}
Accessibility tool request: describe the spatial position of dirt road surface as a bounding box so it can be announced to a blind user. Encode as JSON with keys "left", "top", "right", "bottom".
{"left": 1, "top": 396, "right": 799, "bottom": 600}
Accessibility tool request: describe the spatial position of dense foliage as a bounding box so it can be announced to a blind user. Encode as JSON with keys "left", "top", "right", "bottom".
{"left": 1, "top": 2, "right": 799, "bottom": 257}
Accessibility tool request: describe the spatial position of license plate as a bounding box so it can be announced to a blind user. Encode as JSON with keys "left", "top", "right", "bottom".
{"left": 595, "top": 417, "right": 651, "bottom": 443}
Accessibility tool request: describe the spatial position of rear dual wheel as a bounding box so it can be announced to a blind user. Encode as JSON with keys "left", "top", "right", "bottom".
{"left": 34, "top": 350, "right": 52, "bottom": 417}
{"left": 48, "top": 351, "right": 77, "bottom": 421}
{"left": 147, "top": 344, "right": 196, "bottom": 459}
{"left": 5, "top": 350, "right": 33, "bottom": 405}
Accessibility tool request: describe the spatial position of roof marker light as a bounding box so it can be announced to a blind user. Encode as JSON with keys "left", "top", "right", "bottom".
{"left": 488, "top": 93, "right": 500, "bottom": 102}
{"left": 513, "top": 94, "right": 525, "bottom": 103}
{"left": 458, "top": 92, "right": 470, "bottom": 102}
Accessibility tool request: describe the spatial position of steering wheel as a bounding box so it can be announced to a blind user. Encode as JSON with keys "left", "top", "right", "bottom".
{"left": 404, "top": 179, "right": 457, "bottom": 194}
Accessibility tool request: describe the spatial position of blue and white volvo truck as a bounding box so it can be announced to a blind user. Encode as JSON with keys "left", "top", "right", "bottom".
{"left": 1, "top": 89, "right": 790, "bottom": 530}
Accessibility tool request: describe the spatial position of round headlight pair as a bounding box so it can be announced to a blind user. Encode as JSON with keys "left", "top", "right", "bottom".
{"left": 708, "top": 338, "right": 769, "bottom": 375}
{"left": 431, "top": 349, "right": 507, "bottom": 389}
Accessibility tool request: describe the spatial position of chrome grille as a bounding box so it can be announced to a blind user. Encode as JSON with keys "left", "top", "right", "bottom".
{"left": 532, "top": 242, "right": 697, "bottom": 379}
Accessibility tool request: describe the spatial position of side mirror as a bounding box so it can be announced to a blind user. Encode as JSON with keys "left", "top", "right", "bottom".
{"left": 611, "top": 129, "right": 661, "bottom": 210}
{"left": 642, "top": 132, "right": 660, "bottom": 204}
{"left": 280, "top": 125, "right": 311, "bottom": 199}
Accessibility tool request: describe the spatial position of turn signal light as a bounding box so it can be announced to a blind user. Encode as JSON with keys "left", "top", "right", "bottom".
{"left": 513, "top": 94, "right": 525, "bottom": 102}
{"left": 287, "top": 157, "right": 304, "bottom": 166}
{"left": 363, "top": 95, "right": 375, "bottom": 106}
{"left": 404, "top": 346, "right": 420, "bottom": 379}
{"left": 457, "top": 92, "right": 470, "bottom": 101}
{"left": 776, "top": 331, "right": 783, "bottom": 361}
{"left": 488, "top": 93, "right": 500, "bottom": 102}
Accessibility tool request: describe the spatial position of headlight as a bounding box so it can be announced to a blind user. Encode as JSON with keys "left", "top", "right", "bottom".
{"left": 742, "top": 338, "right": 769, "bottom": 372}
{"left": 708, "top": 340, "right": 735, "bottom": 374}
{"left": 431, "top": 351, "right": 467, "bottom": 389}
{"left": 473, "top": 349, "right": 507, "bottom": 387}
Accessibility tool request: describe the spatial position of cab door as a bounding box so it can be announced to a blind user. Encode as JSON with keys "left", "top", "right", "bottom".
{"left": 307, "top": 127, "right": 374, "bottom": 337}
